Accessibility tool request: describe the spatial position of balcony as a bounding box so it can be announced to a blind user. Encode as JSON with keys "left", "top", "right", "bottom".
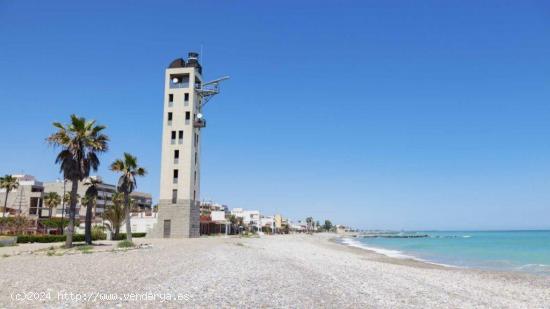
{"left": 169, "top": 73, "right": 190, "bottom": 89}
{"left": 194, "top": 119, "right": 206, "bottom": 128}
{"left": 169, "top": 82, "right": 189, "bottom": 89}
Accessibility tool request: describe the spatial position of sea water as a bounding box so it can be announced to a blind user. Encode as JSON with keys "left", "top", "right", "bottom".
{"left": 342, "top": 230, "right": 550, "bottom": 275}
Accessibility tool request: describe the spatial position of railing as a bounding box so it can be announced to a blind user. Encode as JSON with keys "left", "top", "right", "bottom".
{"left": 194, "top": 119, "right": 206, "bottom": 128}
{"left": 169, "top": 82, "right": 189, "bottom": 89}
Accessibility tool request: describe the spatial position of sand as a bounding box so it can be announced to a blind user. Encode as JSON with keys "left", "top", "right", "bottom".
{"left": 0, "top": 233, "right": 549, "bottom": 308}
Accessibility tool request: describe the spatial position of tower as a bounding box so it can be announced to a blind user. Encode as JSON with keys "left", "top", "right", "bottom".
{"left": 149, "top": 52, "right": 228, "bottom": 238}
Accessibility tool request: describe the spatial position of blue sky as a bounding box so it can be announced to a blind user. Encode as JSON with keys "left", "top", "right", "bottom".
{"left": 1, "top": 1, "right": 549, "bottom": 230}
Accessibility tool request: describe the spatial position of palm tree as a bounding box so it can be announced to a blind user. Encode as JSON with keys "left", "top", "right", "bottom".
{"left": 43, "top": 192, "right": 61, "bottom": 218}
{"left": 110, "top": 153, "right": 146, "bottom": 243}
{"left": 47, "top": 115, "right": 108, "bottom": 247}
{"left": 229, "top": 214, "right": 237, "bottom": 235}
{"left": 104, "top": 192, "right": 125, "bottom": 240}
{"left": 0, "top": 175, "right": 19, "bottom": 217}
{"left": 306, "top": 217, "right": 313, "bottom": 234}
{"left": 82, "top": 178, "right": 100, "bottom": 244}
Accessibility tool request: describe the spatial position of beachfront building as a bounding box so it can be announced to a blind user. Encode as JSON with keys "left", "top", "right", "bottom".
{"left": 43, "top": 177, "right": 153, "bottom": 220}
{"left": 199, "top": 201, "right": 230, "bottom": 235}
{"left": 289, "top": 220, "right": 307, "bottom": 233}
{"left": 231, "top": 208, "right": 261, "bottom": 231}
{"left": 149, "top": 52, "right": 229, "bottom": 238}
{"left": 0, "top": 174, "right": 46, "bottom": 220}
{"left": 124, "top": 212, "right": 158, "bottom": 234}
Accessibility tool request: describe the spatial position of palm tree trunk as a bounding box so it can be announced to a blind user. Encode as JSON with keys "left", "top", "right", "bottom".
{"left": 2, "top": 191, "right": 8, "bottom": 218}
{"left": 65, "top": 180, "right": 78, "bottom": 248}
{"left": 84, "top": 201, "right": 93, "bottom": 245}
{"left": 124, "top": 192, "right": 132, "bottom": 242}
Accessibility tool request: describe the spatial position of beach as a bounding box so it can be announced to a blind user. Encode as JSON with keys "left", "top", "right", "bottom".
{"left": 1, "top": 233, "right": 549, "bottom": 308}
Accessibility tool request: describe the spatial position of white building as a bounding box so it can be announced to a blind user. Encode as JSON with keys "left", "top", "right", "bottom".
{"left": 128, "top": 212, "right": 159, "bottom": 233}
{"left": 231, "top": 208, "right": 260, "bottom": 226}
{"left": 0, "top": 174, "right": 45, "bottom": 218}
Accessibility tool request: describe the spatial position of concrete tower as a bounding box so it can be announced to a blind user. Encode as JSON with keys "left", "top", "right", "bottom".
{"left": 149, "top": 52, "right": 208, "bottom": 238}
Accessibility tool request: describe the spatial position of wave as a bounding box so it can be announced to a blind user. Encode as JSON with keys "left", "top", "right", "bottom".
{"left": 430, "top": 235, "right": 472, "bottom": 239}
{"left": 340, "top": 237, "right": 412, "bottom": 259}
{"left": 340, "top": 237, "right": 458, "bottom": 268}
{"left": 516, "top": 263, "right": 550, "bottom": 274}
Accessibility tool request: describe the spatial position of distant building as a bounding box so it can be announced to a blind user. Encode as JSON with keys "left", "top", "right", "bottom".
{"left": 0, "top": 174, "right": 45, "bottom": 220}
{"left": 43, "top": 177, "right": 152, "bottom": 221}
{"left": 199, "top": 201, "right": 229, "bottom": 235}
{"left": 125, "top": 212, "right": 158, "bottom": 234}
{"left": 231, "top": 208, "right": 260, "bottom": 227}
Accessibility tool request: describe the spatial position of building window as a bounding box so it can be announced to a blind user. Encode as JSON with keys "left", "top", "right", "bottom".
{"left": 194, "top": 171, "right": 196, "bottom": 184}
{"left": 171, "top": 131, "right": 176, "bottom": 144}
{"left": 185, "top": 112, "right": 190, "bottom": 124}
{"left": 184, "top": 93, "right": 189, "bottom": 101}
{"left": 167, "top": 112, "right": 173, "bottom": 125}
{"left": 169, "top": 94, "right": 174, "bottom": 102}
{"left": 173, "top": 169, "right": 178, "bottom": 184}
{"left": 194, "top": 151, "right": 197, "bottom": 165}
{"left": 174, "top": 150, "right": 179, "bottom": 164}
{"left": 172, "top": 190, "right": 177, "bottom": 204}
{"left": 169, "top": 74, "right": 190, "bottom": 89}
{"left": 178, "top": 130, "right": 183, "bottom": 144}
{"left": 193, "top": 190, "right": 196, "bottom": 200}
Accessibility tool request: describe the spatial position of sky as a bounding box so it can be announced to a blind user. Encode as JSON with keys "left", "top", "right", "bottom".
{"left": 1, "top": 1, "right": 549, "bottom": 230}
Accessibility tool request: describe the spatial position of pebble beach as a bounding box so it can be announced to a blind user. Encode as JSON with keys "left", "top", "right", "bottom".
{"left": 0, "top": 233, "right": 549, "bottom": 308}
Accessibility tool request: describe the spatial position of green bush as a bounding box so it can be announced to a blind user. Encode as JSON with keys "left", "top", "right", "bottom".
{"left": 13, "top": 232, "right": 148, "bottom": 244}
{"left": 16, "top": 233, "right": 106, "bottom": 244}
{"left": 91, "top": 226, "right": 106, "bottom": 240}
{"left": 112, "top": 232, "right": 146, "bottom": 240}
{"left": 41, "top": 218, "right": 79, "bottom": 229}
{"left": 117, "top": 240, "right": 134, "bottom": 248}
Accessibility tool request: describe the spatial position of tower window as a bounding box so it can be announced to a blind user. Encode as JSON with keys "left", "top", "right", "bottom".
{"left": 172, "top": 189, "right": 177, "bottom": 204}
{"left": 174, "top": 150, "right": 179, "bottom": 164}
{"left": 185, "top": 112, "right": 191, "bottom": 125}
{"left": 178, "top": 130, "right": 183, "bottom": 144}
{"left": 167, "top": 112, "right": 173, "bottom": 125}
{"left": 194, "top": 171, "right": 196, "bottom": 184}
{"left": 173, "top": 169, "right": 178, "bottom": 184}
{"left": 194, "top": 151, "right": 197, "bottom": 165}
{"left": 171, "top": 131, "right": 176, "bottom": 144}
{"left": 169, "top": 94, "right": 174, "bottom": 102}
{"left": 169, "top": 73, "right": 190, "bottom": 89}
{"left": 184, "top": 93, "right": 189, "bottom": 101}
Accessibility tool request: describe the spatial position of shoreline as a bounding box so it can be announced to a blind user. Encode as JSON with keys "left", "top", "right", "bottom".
{"left": 333, "top": 234, "right": 550, "bottom": 277}
{"left": 330, "top": 236, "right": 457, "bottom": 269}
{"left": 328, "top": 234, "right": 550, "bottom": 282}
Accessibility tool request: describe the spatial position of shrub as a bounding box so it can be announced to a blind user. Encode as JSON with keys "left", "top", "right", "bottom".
{"left": 16, "top": 233, "right": 106, "bottom": 244}
{"left": 0, "top": 216, "right": 32, "bottom": 234}
{"left": 41, "top": 218, "right": 80, "bottom": 229}
{"left": 112, "top": 232, "right": 146, "bottom": 240}
{"left": 91, "top": 226, "right": 106, "bottom": 240}
{"left": 117, "top": 240, "right": 134, "bottom": 248}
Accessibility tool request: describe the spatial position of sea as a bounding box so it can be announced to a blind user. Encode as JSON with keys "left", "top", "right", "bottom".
{"left": 341, "top": 230, "right": 550, "bottom": 275}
